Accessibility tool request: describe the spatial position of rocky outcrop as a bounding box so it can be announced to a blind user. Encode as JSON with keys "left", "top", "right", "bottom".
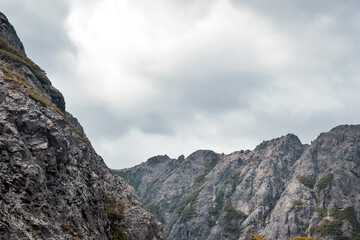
{"left": 0, "top": 12, "right": 163, "bottom": 240}
{"left": 0, "top": 12, "right": 25, "bottom": 53}
{"left": 117, "top": 127, "right": 360, "bottom": 240}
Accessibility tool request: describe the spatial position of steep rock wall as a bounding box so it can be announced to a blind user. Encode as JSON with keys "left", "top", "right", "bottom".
{"left": 118, "top": 127, "right": 360, "bottom": 240}
{"left": 0, "top": 11, "right": 163, "bottom": 240}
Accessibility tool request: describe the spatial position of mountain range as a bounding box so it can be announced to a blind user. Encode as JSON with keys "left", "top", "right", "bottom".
{"left": 1, "top": 10, "right": 360, "bottom": 240}
{"left": 116, "top": 125, "right": 360, "bottom": 240}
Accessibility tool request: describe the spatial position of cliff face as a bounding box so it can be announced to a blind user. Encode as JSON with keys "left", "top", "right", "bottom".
{"left": 0, "top": 13, "right": 25, "bottom": 53}
{"left": 117, "top": 126, "right": 360, "bottom": 240}
{"left": 0, "top": 12, "right": 163, "bottom": 240}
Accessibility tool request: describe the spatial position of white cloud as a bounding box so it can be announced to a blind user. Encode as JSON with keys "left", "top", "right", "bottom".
{"left": 63, "top": 0, "right": 299, "bottom": 168}
{"left": 59, "top": 0, "right": 360, "bottom": 168}
{"left": 98, "top": 110, "right": 259, "bottom": 169}
{"left": 3, "top": 0, "right": 360, "bottom": 169}
{"left": 66, "top": 0, "right": 291, "bottom": 113}
{"left": 0, "top": 0, "right": 360, "bottom": 168}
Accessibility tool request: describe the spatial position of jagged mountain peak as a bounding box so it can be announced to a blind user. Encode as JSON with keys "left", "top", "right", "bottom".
{"left": 187, "top": 150, "right": 218, "bottom": 161}
{"left": 0, "top": 14, "right": 66, "bottom": 113}
{"left": 147, "top": 155, "right": 171, "bottom": 165}
{"left": 0, "top": 12, "right": 25, "bottom": 53}
{"left": 255, "top": 133, "right": 303, "bottom": 152}
{"left": 117, "top": 125, "right": 360, "bottom": 240}
{"left": 329, "top": 123, "right": 360, "bottom": 133}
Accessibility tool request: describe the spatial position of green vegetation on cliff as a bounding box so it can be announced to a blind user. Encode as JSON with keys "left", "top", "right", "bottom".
{"left": 104, "top": 193, "right": 129, "bottom": 240}
{"left": 316, "top": 173, "right": 334, "bottom": 190}
{"left": 296, "top": 175, "right": 315, "bottom": 188}
{"left": 310, "top": 206, "right": 360, "bottom": 240}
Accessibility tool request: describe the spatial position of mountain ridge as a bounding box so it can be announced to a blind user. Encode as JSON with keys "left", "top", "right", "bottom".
{"left": 0, "top": 12, "right": 25, "bottom": 53}
{"left": 0, "top": 11, "right": 163, "bottom": 239}
{"left": 116, "top": 124, "right": 360, "bottom": 240}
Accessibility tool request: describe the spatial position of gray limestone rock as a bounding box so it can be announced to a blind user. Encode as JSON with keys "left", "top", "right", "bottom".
{"left": 0, "top": 12, "right": 25, "bottom": 53}
{"left": 0, "top": 12, "right": 163, "bottom": 240}
{"left": 118, "top": 129, "right": 360, "bottom": 240}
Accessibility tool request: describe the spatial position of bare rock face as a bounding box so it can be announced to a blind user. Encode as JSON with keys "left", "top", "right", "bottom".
{"left": 117, "top": 128, "right": 360, "bottom": 240}
{"left": 0, "top": 12, "right": 25, "bottom": 53}
{"left": 0, "top": 12, "right": 163, "bottom": 240}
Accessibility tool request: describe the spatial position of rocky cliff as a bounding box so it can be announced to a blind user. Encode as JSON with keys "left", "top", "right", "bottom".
{"left": 0, "top": 12, "right": 163, "bottom": 240}
{"left": 0, "top": 13, "right": 25, "bottom": 53}
{"left": 116, "top": 126, "right": 360, "bottom": 240}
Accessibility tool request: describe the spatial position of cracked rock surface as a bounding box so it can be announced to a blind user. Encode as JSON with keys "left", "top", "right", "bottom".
{"left": 0, "top": 11, "right": 163, "bottom": 240}
{"left": 118, "top": 127, "right": 360, "bottom": 240}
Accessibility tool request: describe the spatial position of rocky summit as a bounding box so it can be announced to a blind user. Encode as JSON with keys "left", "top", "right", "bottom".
{"left": 116, "top": 125, "right": 360, "bottom": 240}
{"left": 0, "top": 12, "right": 163, "bottom": 240}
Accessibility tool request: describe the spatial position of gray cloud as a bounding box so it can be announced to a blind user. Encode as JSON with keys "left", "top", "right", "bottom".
{"left": 0, "top": 0, "right": 75, "bottom": 72}
{"left": 168, "top": 71, "right": 268, "bottom": 113}
{"left": 1, "top": 0, "right": 360, "bottom": 169}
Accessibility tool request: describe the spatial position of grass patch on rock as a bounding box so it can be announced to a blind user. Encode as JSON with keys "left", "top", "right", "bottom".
{"left": 0, "top": 61, "right": 89, "bottom": 145}
{"left": 61, "top": 223, "right": 83, "bottom": 239}
{"left": 0, "top": 38, "right": 50, "bottom": 85}
{"left": 296, "top": 175, "right": 315, "bottom": 189}
{"left": 293, "top": 200, "right": 304, "bottom": 211}
{"left": 310, "top": 206, "right": 360, "bottom": 240}
{"left": 104, "top": 193, "right": 130, "bottom": 240}
{"left": 316, "top": 173, "right": 334, "bottom": 190}
{"left": 208, "top": 190, "right": 224, "bottom": 219}
{"left": 223, "top": 199, "right": 247, "bottom": 236}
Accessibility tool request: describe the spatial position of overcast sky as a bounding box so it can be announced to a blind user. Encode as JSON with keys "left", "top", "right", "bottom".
{"left": 1, "top": 0, "right": 360, "bottom": 169}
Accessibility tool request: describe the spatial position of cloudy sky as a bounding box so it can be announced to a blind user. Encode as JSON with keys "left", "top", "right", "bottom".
{"left": 1, "top": 0, "right": 360, "bottom": 169}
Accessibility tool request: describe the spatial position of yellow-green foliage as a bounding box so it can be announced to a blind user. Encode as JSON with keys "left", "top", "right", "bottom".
{"left": 231, "top": 172, "right": 244, "bottom": 193}
{"left": 176, "top": 185, "right": 204, "bottom": 214}
{"left": 245, "top": 233, "right": 268, "bottom": 240}
{"left": 290, "top": 237, "right": 315, "bottom": 240}
{"left": 315, "top": 205, "right": 327, "bottom": 218}
{"left": 310, "top": 220, "right": 342, "bottom": 238}
{"left": 245, "top": 234, "right": 315, "bottom": 240}
{"left": 113, "top": 227, "right": 128, "bottom": 240}
{"left": 0, "top": 39, "right": 88, "bottom": 144}
{"left": 223, "top": 199, "right": 247, "bottom": 236}
{"left": 0, "top": 38, "right": 50, "bottom": 84}
{"left": 61, "top": 223, "right": 83, "bottom": 238}
{"left": 224, "top": 200, "right": 247, "bottom": 221}
{"left": 296, "top": 175, "right": 315, "bottom": 188}
{"left": 1, "top": 61, "right": 58, "bottom": 112}
{"left": 193, "top": 156, "right": 220, "bottom": 186}
{"left": 208, "top": 190, "right": 224, "bottom": 218}
{"left": 180, "top": 206, "right": 196, "bottom": 222}
{"left": 104, "top": 193, "right": 129, "bottom": 240}
{"left": 316, "top": 173, "right": 334, "bottom": 190}
{"left": 105, "top": 193, "right": 125, "bottom": 222}
{"left": 293, "top": 200, "right": 304, "bottom": 211}
{"left": 0, "top": 61, "right": 89, "bottom": 145}
{"left": 310, "top": 206, "right": 360, "bottom": 240}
